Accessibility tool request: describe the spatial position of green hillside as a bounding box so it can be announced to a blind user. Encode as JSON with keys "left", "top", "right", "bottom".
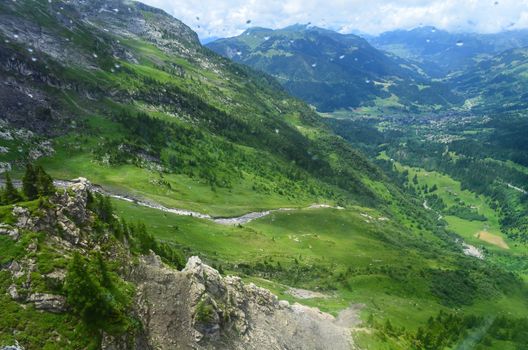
{"left": 207, "top": 25, "right": 462, "bottom": 113}
{"left": 370, "top": 27, "right": 528, "bottom": 76}
{"left": 0, "top": 1, "right": 527, "bottom": 349}
{"left": 451, "top": 48, "right": 528, "bottom": 112}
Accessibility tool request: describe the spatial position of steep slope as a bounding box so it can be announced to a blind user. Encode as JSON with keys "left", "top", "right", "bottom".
{"left": 370, "top": 27, "right": 528, "bottom": 76}
{"left": 450, "top": 47, "right": 528, "bottom": 112}
{"left": 0, "top": 0, "right": 382, "bottom": 214}
{"left": 0, "top": 178, "right": 358, "bottom": 349}
{"left": 207, "top": 25, "right": 461, "bottom": 113}
{"left": 2, "top": 1, "right": 528, "bottom": 350}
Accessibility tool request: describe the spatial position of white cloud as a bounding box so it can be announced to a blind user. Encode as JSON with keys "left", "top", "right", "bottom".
{"left": 141, "top": 0, "right": 528, "bottom": 39}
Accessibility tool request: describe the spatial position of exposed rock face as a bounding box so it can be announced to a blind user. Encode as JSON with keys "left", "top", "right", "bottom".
{"left": 3, "top": 179, "right": 358, "bottom": 349}
{"left": 129, "top": 254, "right": 357, "bottom": 350}
{"left": 12, "top": 177, "right": 92, "bottom": 245}
{"left": 0, "top": 223, "right": 19, "bottom": 240}
{"left": 26, "top": 293, "right": 67, "bottom": 313}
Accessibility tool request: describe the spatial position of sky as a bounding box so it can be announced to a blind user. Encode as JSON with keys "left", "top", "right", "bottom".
{"left": 141, "top": 0, "right": 528, "bottom": 40}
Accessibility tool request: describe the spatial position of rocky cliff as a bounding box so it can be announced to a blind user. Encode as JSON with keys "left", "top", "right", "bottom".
{"left": 2, "top": 179, "right": 356, "bottom": 350}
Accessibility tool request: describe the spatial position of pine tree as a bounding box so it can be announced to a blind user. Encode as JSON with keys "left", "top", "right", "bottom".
{"left": 412, "top": 174, "right": 419, "bottom": 185}
{"left": 3, "top": 173, "right": 22, "bottom": 204}
{"left": 99, "top": 195, "right": 114, "bottom": 223}
{"left": 95, "top": 252, "right": 112, "bottom": 289}
{"left": 22, "top": 163, "right": 39, "bottom": 200}
{"left": 64, "top": 253, "right": 110, "bottom": 326}
{"left": 35, "top": 166, "right": 55, "bottom": 196}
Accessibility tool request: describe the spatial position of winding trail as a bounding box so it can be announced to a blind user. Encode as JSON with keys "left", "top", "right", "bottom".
{"left": 52, "top": 180, "right": 341, "bottom": 225}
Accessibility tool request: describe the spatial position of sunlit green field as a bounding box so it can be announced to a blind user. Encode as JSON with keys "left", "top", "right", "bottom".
{"left": 112, "top": 197, "right": 528, "bottom": 338}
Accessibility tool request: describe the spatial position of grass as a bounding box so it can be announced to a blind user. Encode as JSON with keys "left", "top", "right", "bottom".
{"left": 112, "top": 196, "right": 528, "bottom": 336}
{"left": 0, "top": 230, "right": 98, "bottom": 350}
{"left": 381, "top": 157, "right": 528, "bottom": 282}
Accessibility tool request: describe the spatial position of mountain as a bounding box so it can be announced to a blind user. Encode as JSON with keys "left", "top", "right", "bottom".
{"left": 370, "top": 26, "right": 528, "bottom": 76}
{"left": 0, "top": 178, "right": 357, "bottom": 349}
{"left": 207, "top": 25, "right": 461, "bottom": 113}
{"left": 451, "top": 47, "right": 528, "bottom": 112}
{"left": 1, "top": 1, "right": 528, "bottom": 349}
{"left": 0, "top": 0, "right": 383, "bottom": 209}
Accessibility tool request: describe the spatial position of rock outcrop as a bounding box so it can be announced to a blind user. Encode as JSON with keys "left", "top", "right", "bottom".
{"left": 128, "top": 254, "right": 357, "bottom": 350}
{"left": 3, "top": 179, "right": 358, "bottom": 349}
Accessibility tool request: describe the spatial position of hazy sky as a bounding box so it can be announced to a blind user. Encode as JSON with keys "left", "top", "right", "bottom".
{"left": 141, "top": 0, "right": 528, "bottom": 39}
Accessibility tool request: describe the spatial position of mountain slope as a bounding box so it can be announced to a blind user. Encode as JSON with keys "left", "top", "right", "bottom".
{"left": 0, "top": 0, "right": 384, "bottom": 214}
{"left": 207, "top": 25, "right": 461, "bottom": 113}
{"left": 370, "top": 27, "right": 528, "bottom": 76}
{"left": 451, "top": 47, "right": 528, "bottom": 112}
{"left": 1, "top": 1, "right": 528, "bottom": 350}
{"left": 0, "top": 178, "right": 359, "bottom": 349}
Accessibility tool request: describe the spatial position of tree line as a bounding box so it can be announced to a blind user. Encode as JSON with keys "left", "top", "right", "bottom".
{"left": 0, "top": 164, "right": 55, "bottom": 205}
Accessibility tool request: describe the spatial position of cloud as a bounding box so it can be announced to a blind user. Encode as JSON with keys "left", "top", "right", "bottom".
{"left": 141, "top": 0, "right": 528, "bottom": 39}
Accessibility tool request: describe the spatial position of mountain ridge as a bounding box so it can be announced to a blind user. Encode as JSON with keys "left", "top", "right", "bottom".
{"left": 207, "top": 25, "right": 461, "bottom": 113}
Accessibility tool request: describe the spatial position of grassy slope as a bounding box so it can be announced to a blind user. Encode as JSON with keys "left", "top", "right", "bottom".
{"left": 0, "top": 0, "right": 388, "bottom": 216}
{"left": 1, "top": 1, "right": 527, "bottom": 349}
{"left": 113, "top": 197, "right": 528, "bottom": 336}
{"left": 382, "top": 155, "right": 528, "bottom": 281}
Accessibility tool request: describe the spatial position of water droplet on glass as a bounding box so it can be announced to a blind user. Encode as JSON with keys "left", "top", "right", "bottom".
{"left": 365, "top": 79, "right": 371, "bottom": 84}
{"left": 196, "top": 16, "right": 200, "bottom": 21}
{"left": 113, "top": 8, "right": 119, "bottom": 13}
{"left": 339, "top": 55, "right": 345, "bottom": 59}
{"left": 426, "top": 39, "right": 431, "bottom": 43}
{"left": 312, "top": 63, "right": 317, "bottom": 67}
{"left": 264, "top": 36, "right": 270, "bottom": 41}
{"left": 114, "top": 63, "right": 120, "bottom": 69}
{"left": 14, "top": 34, "right": 19, "bottom": 39}
{"left": 93, "top": 53, "right": 98, "bottom": 58}
{"left": 246, "top": 20, "right": 251, "bottom": 24}
{"left": 31, "top": 57, "right": 37, "bottom": 62}
{"left": 27, "top": 48, "right": 33, "bottom": 53}
{"left": 456, "top": 40, "right": 464, "bottom": 47}
{"left": 275, "top": 129, "right": 279, "bottom": 134}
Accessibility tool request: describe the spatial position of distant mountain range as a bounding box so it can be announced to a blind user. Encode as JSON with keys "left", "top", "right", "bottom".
{"left": 450, "top": 47, "right": 528, "bottom": 112}
{"left": 370, "top": 26, "right": 528, "bottom": 76}
{"left": 207, "top": 25, "right": 461, "bottom": 113}
{"left": 208, "top": 25, "right": 528, "bottom": 114}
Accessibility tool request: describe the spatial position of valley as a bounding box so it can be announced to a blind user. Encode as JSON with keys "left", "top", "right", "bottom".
{"left": 0, "top": 0, "right": 527, "bottom": 349}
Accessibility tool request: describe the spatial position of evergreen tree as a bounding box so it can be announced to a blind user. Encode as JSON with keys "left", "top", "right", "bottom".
{"left": 95, "top": 252, "right": 112, "bottom": 289}
{"left": 3, "top": 173, "right": 22, "bottom": 204}
{"left": 98, "top": 195, "right": 114, "bottom": 223}
{"left": 22, "top": 163, "right": 39, "bottom": 200}
{"left": 35, "top": 166, "right": 55, "bottom": 196}
{"left": 64, "top": 253, "right": 110, "bottom": 326}
{"left": 132, "top": 222, "right": 157, "bottom": 254}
